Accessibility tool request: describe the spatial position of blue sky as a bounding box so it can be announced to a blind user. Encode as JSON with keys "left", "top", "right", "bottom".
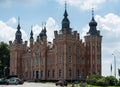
{"left": 0, "top": 0, "right": 120, "bottom": 78}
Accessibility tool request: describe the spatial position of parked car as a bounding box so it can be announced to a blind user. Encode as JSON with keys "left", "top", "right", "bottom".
{"left": 56, "top": 80, "right": 67, "bottom": 86}
{"left": 7, "top": 77, "right": 24, "bottom": 85}
{"left": 0, "top": 78, "right": 8, "bottom": 85}
{"left": 74, "top": 80, "right": 80, "bottom": 84}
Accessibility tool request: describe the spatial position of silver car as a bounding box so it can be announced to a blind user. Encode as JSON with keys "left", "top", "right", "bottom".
{"left": 7, "top": 77, "right": 23, "bottom": 85}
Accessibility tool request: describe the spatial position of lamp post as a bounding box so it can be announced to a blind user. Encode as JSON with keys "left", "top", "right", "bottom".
{"left": 4, "top": 66, "right": 7, "bottom": 77}
{"left": 112, "top": 54, "right": 116, "bottom": 86}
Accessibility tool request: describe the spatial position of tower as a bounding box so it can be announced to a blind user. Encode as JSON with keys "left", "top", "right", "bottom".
{"left": 9, "top": 18, "right": 24, "bottom": 79}
{"left": 54, "top": 2, "right": 85, "bottom": 80}
{"left": 85, "top": 9, "right": 102, "bottom": 76}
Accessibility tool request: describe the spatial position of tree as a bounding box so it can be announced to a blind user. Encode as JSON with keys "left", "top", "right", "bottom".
{"left": 86, "top": 74, "right": 103, "bottom": 85}
{"left": 105, "top": 76, "right": 118, "bottom": 86}
{"left": 118, "top": 68, "right": 120, "bottom": 79}
{"left": 0, "top": 42, "right": 10, "bottom": 78}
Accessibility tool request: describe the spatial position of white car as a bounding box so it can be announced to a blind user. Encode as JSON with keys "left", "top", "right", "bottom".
{"left": 7, "top": 77, "right": 23, "bottom": 85}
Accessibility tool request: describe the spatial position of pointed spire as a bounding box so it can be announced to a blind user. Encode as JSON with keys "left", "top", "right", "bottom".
{"left": 64, "top": 0, "right": 68, "bottom": 17}
{"left": 30, "top": 26, "right": 33, "bottom": 39}
{"left": 17, "top": 17, "right": 21, "bottom": 30}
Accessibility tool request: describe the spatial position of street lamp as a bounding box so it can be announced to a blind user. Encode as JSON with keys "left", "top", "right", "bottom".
{"left": 112, "top": 53, "right": 116, "bottom": 86}
{"left": 4, "top": 66, "right": 7, "bottom": 77}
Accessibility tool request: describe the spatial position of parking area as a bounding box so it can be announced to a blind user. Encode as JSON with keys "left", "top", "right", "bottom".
{"left": 0, "top": 82, "right": 70, "bottom": 87}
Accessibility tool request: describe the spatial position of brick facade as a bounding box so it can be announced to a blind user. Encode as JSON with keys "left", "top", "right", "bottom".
{"left": 9, "top": 8, "right": 102, "bottom": 81}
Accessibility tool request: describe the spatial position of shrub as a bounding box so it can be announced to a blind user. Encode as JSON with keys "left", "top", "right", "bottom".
{"left": 105, "top": 76, "right": 118, "bottom": 86}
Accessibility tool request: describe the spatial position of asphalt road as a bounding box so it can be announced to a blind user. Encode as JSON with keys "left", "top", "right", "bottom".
{"left": 0, "top": 82, "right": 70, "bottom": 87}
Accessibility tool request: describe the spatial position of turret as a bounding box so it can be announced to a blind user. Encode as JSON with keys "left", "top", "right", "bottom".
{"left": 87, "top": 8, "right": 100, "bottom": 36}
{"left": 61, "top": 2, "right": 71, "bottom": 34}
{"left": 15, "top": 17, "right": 23, "bottom": 44}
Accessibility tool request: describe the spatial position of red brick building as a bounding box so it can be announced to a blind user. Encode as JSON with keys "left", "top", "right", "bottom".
{"left": 9, "top": 7, "right": 102, "bottom": 81}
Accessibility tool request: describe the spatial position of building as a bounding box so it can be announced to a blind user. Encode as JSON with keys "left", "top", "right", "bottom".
{"left": 9, "top": 6, "right": 102, "bottom": 81}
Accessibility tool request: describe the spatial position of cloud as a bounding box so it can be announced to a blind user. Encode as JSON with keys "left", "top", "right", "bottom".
{"left": 57, "top": 0, "right": 106, "bottom": 10}
{"left": 0, "top": 0, "right": 42, "bottom": 7}
{"left": 46, "top": 17, "right": 59, "bottom": 41}
{"left": 0, "top": 17, "right": 58, "bottom": 44}
{"left": 32, "top": 17, "right": 59, "bottom": 42}
{"left": 81, "top": 13, "right": 120, "bottom": 77}
{"left": 6, "top": 17, "right": 17, "bottom": 26}
{"left": 0, "top": 18, "right": 27, "bottom": 43}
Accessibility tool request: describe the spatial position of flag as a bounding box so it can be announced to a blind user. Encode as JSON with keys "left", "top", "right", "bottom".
{"left": 111, "top": 64, "right": 112, "bottom": 74}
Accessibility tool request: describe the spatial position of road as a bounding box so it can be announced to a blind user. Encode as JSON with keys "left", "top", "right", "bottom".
{"left": 0, "top": 82, "right": 71, "bottom": 87}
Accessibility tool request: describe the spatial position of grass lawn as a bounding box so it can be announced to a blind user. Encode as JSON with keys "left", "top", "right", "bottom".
{"left": 73, "top": 84, "right": 120, "bottom": 87}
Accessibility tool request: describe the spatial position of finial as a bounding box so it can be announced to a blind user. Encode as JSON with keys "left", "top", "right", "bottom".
{"left": 17, "top": 16, "right": 21, "bottom": 30}
{"left": 41, "top": 22, "right": 43, "bottom": 29}
{"left": 31, "top": 25, "right": 33, "bottom": 31}
{"left": 65, "top": 0, "right": 67, "bottom": 9}
{"left": 44, "top": 22, "right": 46, "bottom": 27}
{"left": 18, "top": 16, "right": 20, "bottom": 25}
{"left": 92, "top": 8, "right": 94, "bottom": 18}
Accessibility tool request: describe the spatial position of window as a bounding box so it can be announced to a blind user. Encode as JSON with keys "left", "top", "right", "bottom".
{"left": 52, "top": 57, "right": 55, "bottom": 64}
{"left": 33, "top": 70, "right": 34, "bottom": 78}
{"left": 47, "top": 58, "right": 50, "bottom": 65}
{"left": 68, "top": 56, "right": 72, "bottom": 63}
{"left": 48, "top": 70, "right": 50, "bottom": 78}
{"left": 76, "top": 70, "right": 80, "bottom": 77}
{"left": 40, "top": 58, "right": 44, "bottom": 64}
{"left": 35, "top": 49, "right": 40, "bottom": 55}
{"left": 59, "top": 69, "right": 62, "bottom": 77}
{"left": 77, "top": 57, "right": 80, "bottom": 64}
{"left": 97, "top": 57, "right": 100, "bottom": 64}
{"left": 82, "top": 58, "right": 85, "bottom": 64}
{"left": 58, "top": 56, "right": 62, "bottom": 63}
{"left": 68, "top": 68, "right": 72, "bottom": 77}
{"left": 52, "top": 69, "right": 55, "bottom": 78}
{"left": 41, "top": 70, "right": 43, "bottom": 77}
{"left": 26, "top": 71, "right": 28, "bottom": 78}
{"left": 59, "top": 45, "right": 62, "bottom": 55}
{"left": 77, "top": 47, "right": 80, "bottom": 54}
{"left": 69, "top": 46, "right": 72, "bottom": 53}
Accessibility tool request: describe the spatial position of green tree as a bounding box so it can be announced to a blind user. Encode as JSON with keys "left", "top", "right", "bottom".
{"left": 0, "top": 42, "right": 10, "bottom": 78}
{"left": 87, "top": 74, "right": 103, "bottom": 85}
{"left": 105, "top": 76, "right": 118, "bottom": 86}
{"left": 118, "top": 68, "right": 120, "bottom": 79}
{"left": 96, "top": 77, "right": 108, "bottom": 86}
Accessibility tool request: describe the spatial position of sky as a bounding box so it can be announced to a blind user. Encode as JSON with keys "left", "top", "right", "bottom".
{"left": 0, "top": 0, "right": 120, "bottom": 78}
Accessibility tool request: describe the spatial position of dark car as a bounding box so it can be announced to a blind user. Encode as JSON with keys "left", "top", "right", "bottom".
{"left": 0, "top": 78, "right": 8, "bottom": 85}
{"left": 56, "top": 80, "right": 67, "bottom": 86}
